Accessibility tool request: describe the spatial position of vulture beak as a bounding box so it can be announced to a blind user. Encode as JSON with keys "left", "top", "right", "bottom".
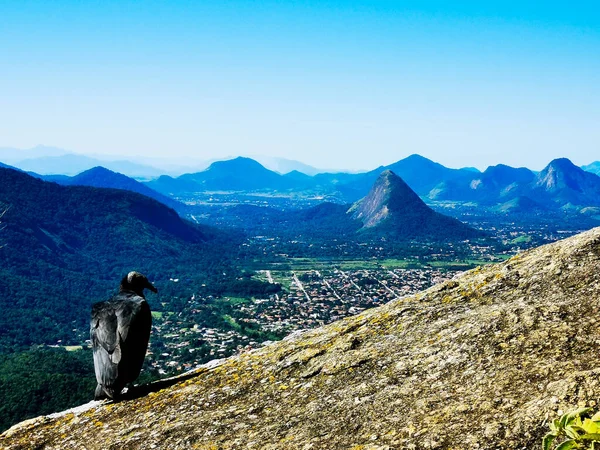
{"left": 146, "top": 280, "right": 158, "bottom": 294}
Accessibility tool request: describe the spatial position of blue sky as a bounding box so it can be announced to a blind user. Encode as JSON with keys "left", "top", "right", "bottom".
{"left": 0, "top": 0, "right": 598, "bottom": 171}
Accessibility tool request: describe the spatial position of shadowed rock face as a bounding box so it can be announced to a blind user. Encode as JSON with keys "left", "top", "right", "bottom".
{"left": 4, "top": 228, "right": 600, "bottom": 449}
{"left": 532, "top": 158, "right": 600, "bottom": 206}
{"left": 349, "top": 170, "right": 430, "bottom": 228}
{"left": 348, "top": 170, "right": 479, "bottom": 239}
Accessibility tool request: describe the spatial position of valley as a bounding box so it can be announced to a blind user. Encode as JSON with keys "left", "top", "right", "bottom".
{"left": 56, "top": 205, "right": 588, "bottom": 386}
{"left": 98, "top": 266, "right": 461, "bottom": 379}
{"left": 1, "top": 154, "right": 600, "bottom": 433}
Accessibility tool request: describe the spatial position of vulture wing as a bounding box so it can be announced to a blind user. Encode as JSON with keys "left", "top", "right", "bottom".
{"left": 91, "top": 294, "right": 149, "bottom": 395}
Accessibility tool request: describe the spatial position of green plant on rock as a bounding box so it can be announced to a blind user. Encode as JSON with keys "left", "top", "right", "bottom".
{"left": 543, "top": 407, "right": 600, "bottom": 450}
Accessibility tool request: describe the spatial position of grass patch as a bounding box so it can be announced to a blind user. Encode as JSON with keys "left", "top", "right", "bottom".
{"left": 377, "top": 259, "right": 420, "bottom": 269}
{"left": 269, "top": 271, "right": 293, "bottom": 290}
{"left": 510, "top": 235, "right": 532, "bottom": 244}
{"left": 63, "top": 346, "right": 83, "bottom": 352}
{"left": 335, "top": 260, "right": 380, "bottom": 270}
{"left": 224, "top": 296, "right": 251, "bottom": 305}
{"left": 262, "top": 254, "right": 510, "bottom": 274}
{"left": 222, "top": 314, "right": 242, "bottom": 331}
{"left": 336, "top": 259, "right": 426, "bottom": 270}
{"left": 425, "top": 256, "right": 508, "bottom": 270}
{"left": 253, "top": 271, "right": 269, "bottom": 283}
{"left": 151, "top": 311, "right": 164, "bottom": 320}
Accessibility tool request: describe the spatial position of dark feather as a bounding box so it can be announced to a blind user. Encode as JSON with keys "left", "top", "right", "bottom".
{"left": 90, "top": 290, "right": 152, "bottom": 399}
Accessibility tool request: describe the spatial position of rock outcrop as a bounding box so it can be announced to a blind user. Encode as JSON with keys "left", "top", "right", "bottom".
{"left": 4, "top": 228, "right": 600, "bottom": 449}
{"left": 532, "top": 158, "right": 600, "bottom": 207}
{"left": 348, "top": 170, "right": 479, "bottom": 239}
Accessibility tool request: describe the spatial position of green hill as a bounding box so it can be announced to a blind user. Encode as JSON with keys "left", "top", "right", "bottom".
{"left": 0, "top": 167, "right": 242, "bottom": 352}
{"left": 59, "top": 166, "right": 184, "bottom": 212}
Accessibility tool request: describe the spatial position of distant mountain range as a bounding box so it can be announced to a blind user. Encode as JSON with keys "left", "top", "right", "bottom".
{"left": 3, "top": 146, "right": 600, "bottom": 213}
{"left": 333, "top": 155, "right": 600, "bottom": 210}
{"left": 321, "top": 154, "right": 479, "bottom": 201}
{"left": 428, "top": 164, "right": 535, "bottom": 204}
{"left": 145, "top": 154, "right": 478, "bottom": 200}
{"left": 0, "top": 146, "right": 198, "bottom": 179}
{"left": 143, "top": 154, "right": 600, "bottom": 213}
{"left": 14, "top": 154, "right": 168, "bottom": 179}
{"left": 437, "top": 158, "right": 600, "bottom": 209}
{"left": 0, "top": 146, "right": 333, "bottom": 178}
{"left": 199, "top": 170, "right": 481, "bottom": 242}
{"left": 0, "top": 145, "right": 68, "bottom": 164}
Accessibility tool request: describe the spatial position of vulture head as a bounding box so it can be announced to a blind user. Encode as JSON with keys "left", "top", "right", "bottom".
{"left": 120, "top": 271, "right": 158, "bottom": 297}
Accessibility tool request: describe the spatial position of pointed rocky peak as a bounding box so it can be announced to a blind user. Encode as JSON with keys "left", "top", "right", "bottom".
{"left": 348, "top": 170, "right": 480, "bottom": 238}
{"left": 349, "top": 170, "right": 427, "bottom": 228}
{"left": 377, "top": 169, "right": 426, "bottom": 204}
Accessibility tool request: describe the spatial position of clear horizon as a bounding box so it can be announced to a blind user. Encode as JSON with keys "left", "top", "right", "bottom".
{"left": 1, "top": 1, "right": 598, "bottom": 171}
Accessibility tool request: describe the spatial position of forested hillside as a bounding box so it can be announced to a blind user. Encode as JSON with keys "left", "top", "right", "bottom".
{"left": 0, "top": 167, "right": 264, "bottom": 352}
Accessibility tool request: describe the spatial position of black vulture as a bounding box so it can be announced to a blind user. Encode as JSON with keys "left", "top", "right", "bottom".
{"left": 91, "top": 271, "right": 158, "bottom": 400}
